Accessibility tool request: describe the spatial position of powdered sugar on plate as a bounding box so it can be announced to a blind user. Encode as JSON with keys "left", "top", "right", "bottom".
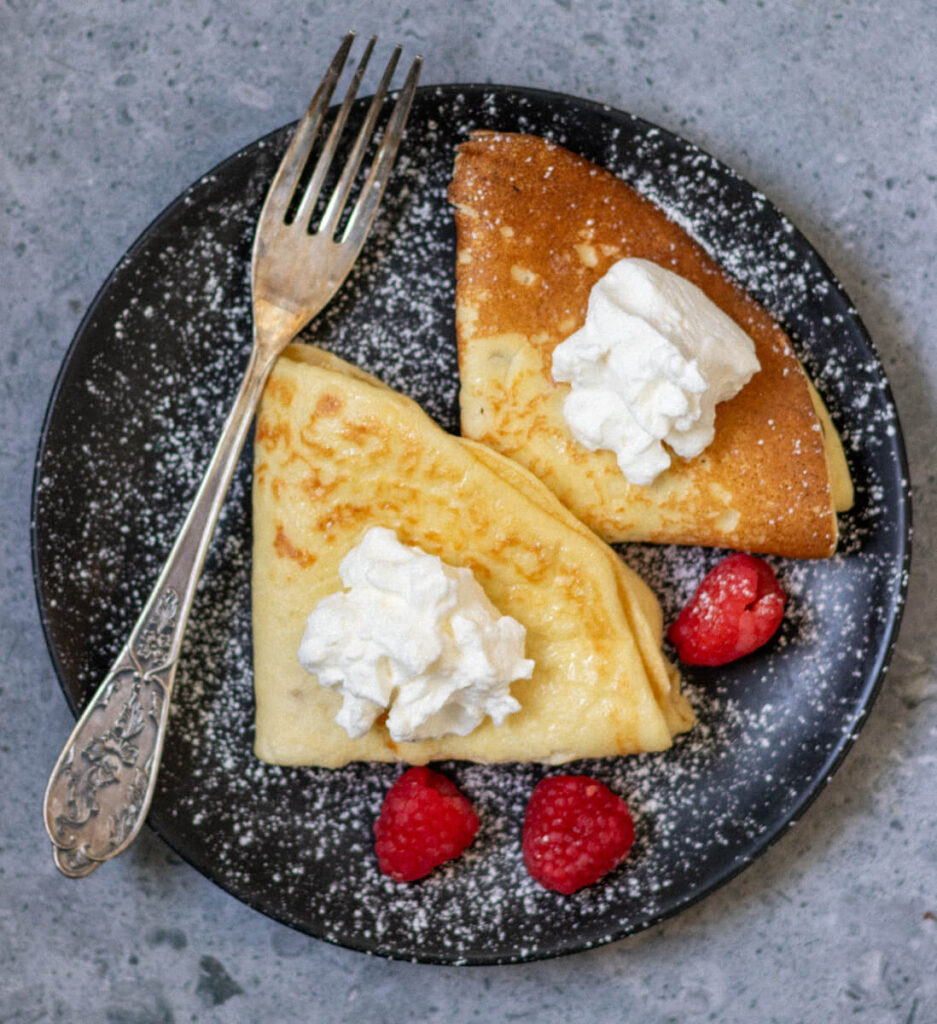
{"left": 33, "top": 85, "right": 909, "bottom": 964}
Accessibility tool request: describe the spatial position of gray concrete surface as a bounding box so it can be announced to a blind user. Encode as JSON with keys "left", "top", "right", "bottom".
{"left": 3, "top": 1, "right": 936, "bottom": 1021}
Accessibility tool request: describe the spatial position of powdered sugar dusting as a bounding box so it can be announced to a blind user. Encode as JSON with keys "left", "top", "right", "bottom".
{"left": 33, "top": 86, "right": 909, "bottom": 964}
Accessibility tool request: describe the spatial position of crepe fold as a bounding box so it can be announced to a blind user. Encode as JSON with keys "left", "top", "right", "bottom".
{"left": 449, "top": 131, "right": 853, "bottom": 559}
{"left": 252, "top": 344, "right": 694, "bottom": 768}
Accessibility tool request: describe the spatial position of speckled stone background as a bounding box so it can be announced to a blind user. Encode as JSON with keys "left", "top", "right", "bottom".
{"left": 3, "top": 1, "right": 935, "bottom": 1021}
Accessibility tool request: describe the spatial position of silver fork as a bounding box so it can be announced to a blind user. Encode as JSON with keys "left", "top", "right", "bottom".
{"left": 43, "top": 33, "right": 422, "bottom": 878}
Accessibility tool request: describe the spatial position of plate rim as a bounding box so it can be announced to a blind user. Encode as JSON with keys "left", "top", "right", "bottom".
{"left": 31, "top": 81, "right": 913, "bottom": 964}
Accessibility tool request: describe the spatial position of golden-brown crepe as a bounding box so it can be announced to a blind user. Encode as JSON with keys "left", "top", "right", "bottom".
{"left": 449, "top": 131, "right": 853, "bottom": 559}
{"left": 252, "top": 344, "right": 693, "bottom": 768}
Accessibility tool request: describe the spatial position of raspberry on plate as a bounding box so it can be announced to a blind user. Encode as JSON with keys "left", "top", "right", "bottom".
{"left": 374, "top": 766, "right": 479, "bottom": 882}
{"left": 667, "top": 552, "right": 787, "bottom": 666}
{"left": 522, "top": 775, "right": 635, "bottom": 894}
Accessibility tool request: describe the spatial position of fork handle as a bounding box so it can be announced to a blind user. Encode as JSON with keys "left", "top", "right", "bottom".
{"left": 43, "top": 346, "right": 274, "bottom": 877}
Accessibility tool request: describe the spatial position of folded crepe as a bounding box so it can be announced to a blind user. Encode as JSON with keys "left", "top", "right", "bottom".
{"left": 449, "top": 131, "right": 853, "bottom": 558}
{"left": 252, "top": 344, "right": 694, "bottom": 768}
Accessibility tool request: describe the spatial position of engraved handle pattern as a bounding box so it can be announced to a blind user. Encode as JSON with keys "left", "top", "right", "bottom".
{"left": 44, "top": 592, "right": 178, "bottom": 877}
{"left": 44, "top": 348, "right": 274, "bottom": 877}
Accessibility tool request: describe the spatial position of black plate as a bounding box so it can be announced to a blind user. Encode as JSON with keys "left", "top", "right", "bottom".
{"left": 33, "top": 85, "right": 911, "bottom": 964}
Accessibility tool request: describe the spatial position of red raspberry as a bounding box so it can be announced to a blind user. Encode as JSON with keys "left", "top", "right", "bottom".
{"left": 374, "top": 767, "right": 479, "bottom": 882}
{"left": 667, "top": 552, "right": 787, "bottom": 666}
{"left": 522, "top": 775, "right": 635, "bottom": 894}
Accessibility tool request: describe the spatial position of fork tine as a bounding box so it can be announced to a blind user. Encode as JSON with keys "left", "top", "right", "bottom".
{"left": 340, "top": 55, "right": 422, "bottom": 251}
{"left": 292, "top": 36, "right": 376, "bottom": 231}
{"left": 317, "top": 45, "right": 402, "bottom": 238}
{"left": 259, "top": 32, "right": 355, "bottom": 224}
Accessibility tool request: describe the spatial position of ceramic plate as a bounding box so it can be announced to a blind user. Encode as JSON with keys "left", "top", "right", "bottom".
{"left": 33, "top": 85, "right": 910, "bottom": 964}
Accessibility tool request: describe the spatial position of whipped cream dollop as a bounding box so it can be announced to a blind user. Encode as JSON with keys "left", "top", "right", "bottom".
{"left": 297, "top": 527, "right": 533, "bottom": 743}
{"left": 551, "top": 258, "right": 761, "bottom": 486}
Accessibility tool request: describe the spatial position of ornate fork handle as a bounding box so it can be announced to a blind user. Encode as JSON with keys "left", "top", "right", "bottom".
{"left": 44, "top": 346, "right": 276, "bottom": 877}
